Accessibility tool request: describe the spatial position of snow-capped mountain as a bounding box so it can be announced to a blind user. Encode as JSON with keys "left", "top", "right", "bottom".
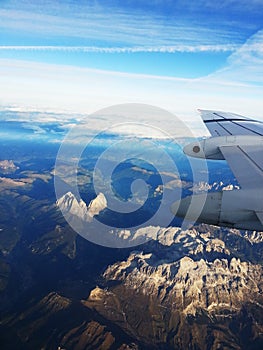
{"left": 56, "top": 191, "right": 107, "bottom": 222}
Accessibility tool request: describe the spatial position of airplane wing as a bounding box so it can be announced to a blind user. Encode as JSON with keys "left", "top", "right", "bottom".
{"left": 199, "top": 109, "right": 263, "bottom": 188}
{"left": 199, "top": 109, "right": 263, "bottom": 225}
{"left": 199, "top": 109, "right": 263, "bottom": 137}
{"left": 174, "top": 110, "right": 263, "bottom": 230}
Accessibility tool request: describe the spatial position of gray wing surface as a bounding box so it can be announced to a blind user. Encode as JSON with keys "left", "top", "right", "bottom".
{"left": 219, "top": 145, "right": 263, "bottom": 190}
{"left": 199, "top": 110, "right": 263, "bottom": 224}
{"left": 199, "top": 109, "right": 263, "bottom": 137}
{"left": 256, "top": 211, "right": 263, "bottom": 225}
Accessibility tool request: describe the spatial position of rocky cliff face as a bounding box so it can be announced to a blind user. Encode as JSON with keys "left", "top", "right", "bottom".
{"left": 103, "top": 254, "right": 262, "bottom": 315}
{"left": 85, "top": 226, "right": 263, "bottom": 349}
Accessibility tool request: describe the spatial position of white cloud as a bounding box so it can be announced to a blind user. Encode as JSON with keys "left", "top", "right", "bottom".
{"left": 0, "top": 45, "right": 238, "bottom": 53}
{"left": 0, "top": 5, "right": 245, "bottom": 48}
{"left": 0, "top": 30, "right": 262, "bottom": 136}
{"left": 208, "top": 29, "right": 263, "bottom": 85}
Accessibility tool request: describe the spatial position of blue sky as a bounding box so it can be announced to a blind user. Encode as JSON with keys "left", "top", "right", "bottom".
{"left": 0, "top": 0, "right": 263, "bottom": 133}
{"left": 1, "top": 0, "right": 261, "bottom": 77}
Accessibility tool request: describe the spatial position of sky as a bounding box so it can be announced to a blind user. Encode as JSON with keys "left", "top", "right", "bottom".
{"left": 0, "top": 0, "right": 263, "bottom": 135}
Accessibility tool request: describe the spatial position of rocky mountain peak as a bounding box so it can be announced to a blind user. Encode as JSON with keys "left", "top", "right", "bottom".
{"left": 56, "top": 191, "right": 107, "bottom": 221}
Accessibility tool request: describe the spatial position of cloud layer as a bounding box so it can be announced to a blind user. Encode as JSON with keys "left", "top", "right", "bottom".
{"left": 0, "top": 1, "right": 262, "bottom": 134}
{"left": 0, "top": 45, "right": 239, "bottom": 53}
{"left": 0, "top": 1, "right": 257, "bottom": 49}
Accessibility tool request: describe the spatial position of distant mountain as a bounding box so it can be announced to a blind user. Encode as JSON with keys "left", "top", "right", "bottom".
{"left": 0, "top": 124, "right": 262, "bottom": 349}
{"left": 56, "top": 191, "right": 107, "bottom": 222}
{"left": 1, "top": 190, "right": 263, "bottom": 349}
{"left": 0, "top": 159, "right": 19, "bottom": 173}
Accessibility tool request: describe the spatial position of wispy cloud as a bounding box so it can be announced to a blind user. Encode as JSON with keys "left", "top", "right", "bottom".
{"left": 0, "top": 5, "right": 248, "bottom": 49}
{"left": 0, "top": 2, "right": 262, "bottom": 129}
{"left": 0, "top": 28, "right": 262, "bottom": 131}
{"left": 0, "top": 45, "right": 239, "bottom": 53}
{"left": 207, "top": 29, "right": 263, "bottom": 85}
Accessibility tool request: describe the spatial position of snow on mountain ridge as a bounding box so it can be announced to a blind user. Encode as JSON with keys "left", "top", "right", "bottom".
{"left": 56, "top": 191, "right": 107, "bottom": 222}
{"left": 99, "top": 224, "right": 262, "bottom": 316}
{"left": 103, "top": 252, "right": 263, "bottom": 316}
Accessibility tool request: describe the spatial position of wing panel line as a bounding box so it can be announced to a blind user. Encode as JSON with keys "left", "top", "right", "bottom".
{"left": 216, "top": 122, "right": 233, "bottom": 135}
{"left": 231, "top": 121, "right": 263, "bottom": 136}
{"left": 204, "top": 118, "right": 250, "bottom": 124}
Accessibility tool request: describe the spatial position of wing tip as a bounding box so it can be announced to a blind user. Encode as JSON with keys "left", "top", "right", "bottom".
{"left": 197, "top": 109, "right": 214, "bottom": 122}
{"left": 197, "top": 109, "right": 257, "bottom": 122}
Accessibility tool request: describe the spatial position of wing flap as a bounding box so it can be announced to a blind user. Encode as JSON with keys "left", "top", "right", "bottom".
{"left": 219, "top": 145, "right": 263, "bottom": 190}
{"left": 241, "top": 145, "right": 263, "bottom": 170}
{"left": 256, "top": 211, "right": 263, "bottom": 225}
